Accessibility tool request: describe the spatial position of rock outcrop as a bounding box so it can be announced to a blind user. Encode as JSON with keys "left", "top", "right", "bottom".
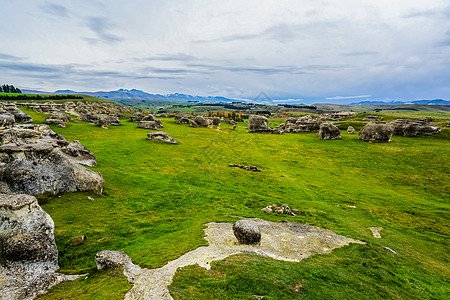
{"left": 232, "top": 220, "right": 261, "bottom": 245}
{"left": 0, "top": 124, "right": 104, "bottom": 195}
{"left": 319, "top": 122, "right": 341, "bottom": 140}
{"left": 358, "top": 122, "right": 393, "bottom": 143}
{"left": 390, "top": 119, "right": 441, "bottom": 136}
{"left": 2, "top": 104, "right": 33, "bottom": 123}
{"left": 95, "top": 250, "right": 142, "bottom": 283}
{"left": 0, "top": 194, "right": 77, "bottom": 299}
{"left": 229, "top": 164, "right": 262, "bottom": 172}
{"left": 147, "top": 131, "right": 178, "bottom": 144}
{"left": 248, "top": 115, "right": 272, "bottom": 133}
{"left": 188, "top": 116, "right": 212, "bottom": 128}
{"left": 0, "top": 113, "right": 15, "bottom": 128}
{"left": 277, "top": 115, "right": 322, "bottom": 133}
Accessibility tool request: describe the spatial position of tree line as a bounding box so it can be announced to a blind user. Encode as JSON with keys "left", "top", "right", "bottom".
{"left": 0, "top": 94, "right": 83, "bottom": 100}
{"left": 0, "top": 84, "right": 21, "bottom": 93}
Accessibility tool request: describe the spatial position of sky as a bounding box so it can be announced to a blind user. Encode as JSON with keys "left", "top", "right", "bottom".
{"left": 1, "top": 0, "right": 450, "bottom": 104}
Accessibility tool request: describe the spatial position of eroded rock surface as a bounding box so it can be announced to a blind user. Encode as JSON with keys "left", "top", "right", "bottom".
{"left": 0, "top": 124, "right": 104, "bottom": 195}
{"left": 0, "top": 194, "right": 77, "bottom": 300}
{"left": 248, "top": 115, "right": 273, "bottom": 133}
{"left": 147, "top": 132, "right": 178, "bottom": 144}
{"left": 277, "top": 115, "right": 323, "bottom": 133}
{"left": 358, "top": 122, "right": 393, "bottom": 143}
{"left": 233, "top": 220, "right": 261, "bottom": 244}
{"left": 125, "top": 219, "right": 364, "bottom": 300}
{"left": 390, "top": 119, "right": 441, "bottom": 136}
{"left": 95, "top": 250, "right": 142, "bottom": 283}
{"left": 319, "top": 122, "right": 341, "bottom": 140}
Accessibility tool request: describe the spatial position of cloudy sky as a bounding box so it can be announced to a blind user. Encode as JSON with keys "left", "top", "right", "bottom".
{"left": 1, "top": 0, "right": 450, "bottom": 103}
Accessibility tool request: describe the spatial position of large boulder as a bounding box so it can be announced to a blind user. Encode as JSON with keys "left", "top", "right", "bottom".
{"left": 359, "top": 122, "right": 393, "bottom": 143}
{"left": 3, "top": 106, "right": 33, "bottom": 123}
{"left": 147, "top": 131, "right": 178, "bottom": 144}
{"left": 347, "top": 126, "right": 355, "bottom": 134}
{"left": 0, "top": 194, "right": 67, "bottom": 299}
{"left": 138, "top": 121, "right": 160, "bottom": 130}
{"left": 390, "top": 119, "right": 441, "bottom": 136}
{"left": 191, "top": 116, "right": 212, "bottom": 127}
{"left": 209, "top": 117, "right": 221, "bottom": 125}
{"left": 95, "top": 114, "right": 121, "bottom": 126}
{"left": 95, "top": 250, "right": 142, "bottom": 283}
{"left": 129, "top": 112, "right": 146, "bottom": 122}
{"left": 0, "top": 124, "right": 104, "bottom": 195}
{"left": 232, "top": 220, "right": 261, "bottom": 244}
{"left": 248, "top": 115, "right": 272, "bottom": 133}
{"left": 282, "top": 115, "right": 321, "bottom": 133}
{"left": 319, "top": 122, "right": 341, "bottom": 140}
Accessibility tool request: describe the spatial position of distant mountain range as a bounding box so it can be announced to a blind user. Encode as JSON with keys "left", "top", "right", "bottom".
{"left": 53, "top": 89, "right": 243, "bottom": 103}
{"left": 350, "top": 99, "right": 450, "bottom": 105}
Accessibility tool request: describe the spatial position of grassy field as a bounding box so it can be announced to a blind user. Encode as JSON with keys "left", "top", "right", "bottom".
{"left": 17, "top": 107, "right": 449, "bottom": 299}
{"left": 0, "top": 93, "right": 107, "bottom": 103}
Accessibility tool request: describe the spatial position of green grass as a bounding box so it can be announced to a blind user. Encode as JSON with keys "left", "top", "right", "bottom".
{"left": 0, "top": 93, "right": 108, "bottom": 103}
{"left": 20, "top": 108, "right": 450, "bottom": 299}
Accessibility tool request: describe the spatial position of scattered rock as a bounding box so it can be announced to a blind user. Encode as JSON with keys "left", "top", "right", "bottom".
{"left": 347, "top": 126, "right": 355, "bottom": 134}
{"left": 368, "top": 227, "right": 383, "bottom": 238}
{"left": 358, "top": 122, "right": 393, "bottom": 143}
{"left": 190, "top": 116, "right": 213, "bottom": 127}
{"left": 229, "top": 164, "right": 262, "bottom": 172}
{"left": 61, "top": 140, "right": 97, "bottom": 167}
{"left": 95, "top": 250, "right": 142, "bottom": 283}
{"left": 261, "top": 204, "right": 299, "bottom": 216}
{"left": 233, "top": 220, "right": 261, "bottom": 245}
{"left": 363, "top": 115, "right": 381, "bottom": 122}
{"left": 0, "top": 194, "right": 77, "bottom": 299}
{"left": 221, "top": 117, "right": 236, "bottom": 126}
{"left": 319, "top": 122, "right": 341, "bottom": 140}
{"left": 147, "top": 131, "right": 178, "bottom": 144}
{"left": 209, "top": 117, "right": 221, "bottom": 125}
{"left": 390, "top": 119, "right": 441, "bottom": 136}
{"left": 71, "top": 235, "right": 86, "bottom": 246}
{"left": 279, "top": 115, "right": 322, "bottom": 133}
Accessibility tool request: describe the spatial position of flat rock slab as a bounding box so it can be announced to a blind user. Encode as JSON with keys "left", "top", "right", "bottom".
{"left": 125, "top": 218, "right": 364, "bottom": 300}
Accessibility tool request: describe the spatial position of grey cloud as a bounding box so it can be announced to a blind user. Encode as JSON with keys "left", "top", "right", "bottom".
{"left": 84, "top": 17, "right": 123, "bottom": 43}
{"left": 135, "top": 54, "right": 197, "bottom": 62}
{"left": 41, "top": 3, "right": 69, "bottom": 17}
{"left": 0, "top": 53, "right": 23, "bottom": 61}
{"left": 342, "top": 51, "right": 378, "bottom": 56}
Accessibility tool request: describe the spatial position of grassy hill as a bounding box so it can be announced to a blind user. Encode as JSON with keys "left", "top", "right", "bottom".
{"left": 15, "top": 107, "right": 449, "bottom": 299}
{"left": 0, "top": 92, "right": 109, "bottom": 103}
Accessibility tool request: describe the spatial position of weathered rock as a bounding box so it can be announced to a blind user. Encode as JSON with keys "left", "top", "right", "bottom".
{"left": 347, "top": 126, "right": 355, "bottom": 134}
{"left": 95, "top": 250, "right": 142, "bottom": 283}
{"left": 189, "top": 120, "right": 199, "bottom": 128}
{"left": 44, "top": 116, "right": 66, "bottom": 128}
{"left": 221, "top": 117, "right": 236, "bottom": 126}
{"left": 95, "top": 114, "right": 121, "bottom": 126}
{"left": 248, "top": 115, "right": 273, "bottom": 133}
{"left": 0, "top": 194, "right": 74, "bottom": 299}
{"left": 61, "top": 140, "right": 97, "bottom": 167}
{"left": 147, "top": 131, "right": 178, "bottom": 144}
{"left": 4, "top": 107, "right": 33, "bottom": 123}
{"left": 363, "top": 115, "right": 380, "bottom": 122}
{"left": 129, "top": 112, "right": 146, "bottom": 122}
{"left": 192, "top": 116, "right": 212, "bottom": 127}
{"left": 0, "top": 124, "right": 104, "bottom": 195}
{"left": 282, "top": 115, "right": 321, "bottom": 133}
{"left": 358, "top": 122, "right": 393, "bottom": 143}
{"left": 138, "top": 121, "right": 162, "bottom": 130}
{"left": 390, "top": 119, "right": 441, "bottom": 136}
{"left": 0, "top": 113, "right": 15, "bottom": 128}
{"left": 176, "top": 117, "right": 190, "bottom": 125}
{"left": 319, "top": 122, "right": 341, "bottom": 140}
{"left": 209, "top": 117, "right": 221, "bottom": 125}
{"left": 232, "top": 220, "right": 261, "bottom": 244}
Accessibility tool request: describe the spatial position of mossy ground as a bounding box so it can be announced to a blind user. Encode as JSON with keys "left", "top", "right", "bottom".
{"left": 19, "top": 107, "right": 449, "bottom": 299}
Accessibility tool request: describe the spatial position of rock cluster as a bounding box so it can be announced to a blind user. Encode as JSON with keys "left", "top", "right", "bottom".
{"left": 261, "top": 204, "right": 300, "bottom": 216}
{"left": 229, "top": 164, "right": 262, "bottom": 172}
{"left": 44, "top": 112, "right": 72, "bottom": 128}
{"left": 130, "top": 113, "right": 164, "bottom": 130}
{"left": 189, "top": 116, "right": 213, "bottom": 128}
{"left": 147, "top": 131, "right": 178, "bottom": 144}
{"left": 0, "top": 194, "right": 76, "bottom": 299}
{"left": 0, "top": 124, "right": 104, "bottom": 195}
{"left": 390, "top": 118, "right": 441, "bottom": 136}
{"left": 277, "top": 115, "right": 323, "bottom": 133}
{"left": 175, "top": 115, "right": 191, "bottom": 125}
{"left": 248, "top": 115, "right": 272, "bottom": 133}
{"left": 232, "top": 220, "right": 261, "bottom": 245}
{"left": 319, "top": 122, "right": 341, "bottom": 140}
{"left": 358, "top": 122, "right": 393, "bottom": 143}
{"left": 362, "top": 115, "right": 381, "bottom": 122}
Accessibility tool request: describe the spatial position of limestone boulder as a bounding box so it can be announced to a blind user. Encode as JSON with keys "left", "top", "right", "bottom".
{"left": 319, "top": 122, "right": 341, "bottom": 140}
{"left": 0, "top": 194, "right": 62, "bottom": 299}
{"left": 192, "top": 116, "right": 212, "bottom": 127}
{"left": 390, "top": 119, "right": 441, "bottom": 136}
{"left": 233, "top": 220, "right": 261, "bottom": 244}
{"left": 359, "top": 122, "right": 393, "bottom": 143}
{"left": 147, "top": 131, "right": 178, "bottom": 144}
{"left": 138, "top": 121, "right": 162, "bottom": 130}
{"left": 347, "top": 126, "right": 355, "bottom": 134}
{"left": 248, "top": 115, "right": 272, "bottom": 133}
{"left": 4, "top": 106, "right": 33, "bottom": 123}
{"left": 0, "top": 113, "right": 15, "bottom": 128}
{"left": 61, "top": 140, "right": 97, "bottom": 167}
